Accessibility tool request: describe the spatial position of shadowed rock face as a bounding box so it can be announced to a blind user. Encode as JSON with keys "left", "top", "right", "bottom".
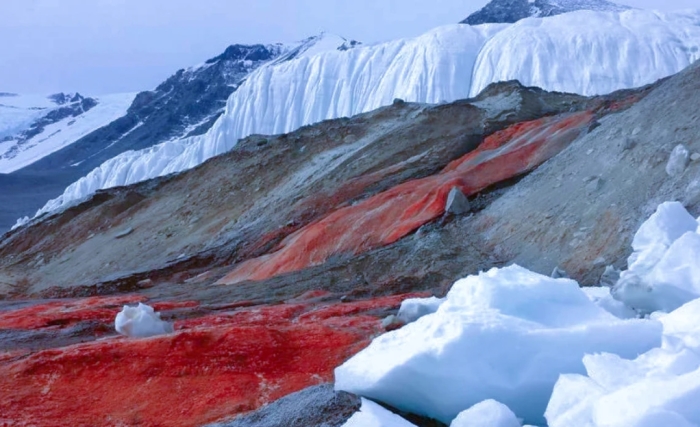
{"left": 2, "top": 60, "right": 700, "bottom": 426}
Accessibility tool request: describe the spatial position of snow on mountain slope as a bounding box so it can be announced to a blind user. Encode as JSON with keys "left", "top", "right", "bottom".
{"left": 469, "top": 9, "right": 700, "bottom": 97}
{"left": 0, "top": 94, "right": 56, "bottom": 139}
{"left": 0, "top": 93, "right": 136, "bottom": 173}
{"left": 23, "top": 9, "right": 700, "bottom": 225}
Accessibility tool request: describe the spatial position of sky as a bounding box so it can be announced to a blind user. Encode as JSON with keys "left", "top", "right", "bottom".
{"left": 1, "top": 0, "right": 698, "bottom": 95}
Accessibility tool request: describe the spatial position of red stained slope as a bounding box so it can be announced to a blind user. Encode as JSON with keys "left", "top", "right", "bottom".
{"left": 0, "top": 296, "right": 198, "bottom": 330}
{"left": 0, "top": 295, "right": 142, "bottom": 330}
{"left": 219, "top": 111, "right": 593, "bottom": 284}
{"left": 0, "top": 293, "right": 420, "bottom": 427}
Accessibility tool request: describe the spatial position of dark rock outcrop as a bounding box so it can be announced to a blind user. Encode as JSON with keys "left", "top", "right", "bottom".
{"left": 461, "top": 0, "right": 629, "bottom": 25}
{"left": 208, "top": 384, "right": 360, "bottom": 427}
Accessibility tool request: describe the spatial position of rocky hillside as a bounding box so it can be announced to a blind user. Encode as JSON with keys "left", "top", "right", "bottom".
{"left": 2, "top": 56, "right": 699, "bottom": 425}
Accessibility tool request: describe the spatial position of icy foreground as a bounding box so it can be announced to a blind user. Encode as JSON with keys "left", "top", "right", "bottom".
{"left": 546, "top": 202, "right": 700, "bottom": 426}
{"left": 337, "top": 201, "right": 700, "bottom": 426}
{"left": 335, "top": 265, "right": 661, "bottom": 425}
{"left": 450, "top": 400, "right": 522, "bottom": 427}
{"left": 26, "top": 9, "right": 700, "bottom": 226}
{"left": 612, "top": 201, "right": 700, "bottom": 314}
{"left": 546, "top": 298, "right": 700, "bottom": 426}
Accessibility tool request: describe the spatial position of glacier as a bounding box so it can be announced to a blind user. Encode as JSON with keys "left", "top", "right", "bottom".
{"left": 469, "top": 9, "right": 700, "bottom": 96}
{"left": 23, "top": 9, "right": 700, "bottom": 226}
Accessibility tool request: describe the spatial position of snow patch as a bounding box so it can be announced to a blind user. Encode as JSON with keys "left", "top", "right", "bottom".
{"left": 0, "top": 93, "right": 136, "bottom": 173}
{"left": 114, "top": 303, "right": 173, "bottom": 338}
{"left": 450, "top": 400, "right": 521, "bottom": 427}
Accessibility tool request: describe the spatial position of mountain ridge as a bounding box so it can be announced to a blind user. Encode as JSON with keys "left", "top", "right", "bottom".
{"left": 21, "top": 8, "right": 700, "bottom": 232}
{"left": 0, "top": 34, "right": 353, "bottom": 232}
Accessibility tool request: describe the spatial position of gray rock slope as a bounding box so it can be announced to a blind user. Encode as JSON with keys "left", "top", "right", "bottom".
{"left": 471, "top": 60, "right": 700, "bottom": 283}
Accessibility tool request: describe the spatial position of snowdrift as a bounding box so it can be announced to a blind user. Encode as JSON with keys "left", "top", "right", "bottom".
{"left": 612, "top": 201, "right": 700, "bottom": 314}
{"left": 334, "top": 265, "right": 661, "bottom": 425}
{"left": 547, "top": 297, "right": 700, "bottom": 426}
{"left": 26, "top": 9, "right": 700, "bottom": 225}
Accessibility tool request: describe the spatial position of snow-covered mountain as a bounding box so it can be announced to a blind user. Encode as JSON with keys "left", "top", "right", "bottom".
{"left": 462, "top": 0, "right": 629, "bottom": 25}
{"left": 13, "top": 43, "right": 289, "bottom": 175}
{"left": 23, "top": 8, "right": 700, "bottom": 228}
{"left": 0, "top": 92, "right": 135, "bottom": 173}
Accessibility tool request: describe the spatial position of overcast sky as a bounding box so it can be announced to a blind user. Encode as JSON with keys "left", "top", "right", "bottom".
{"left": 1, "top": 0, "right": 697, "bottom": 95}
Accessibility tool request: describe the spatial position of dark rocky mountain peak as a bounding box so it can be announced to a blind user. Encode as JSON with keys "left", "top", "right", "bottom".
{"left": 48, "top": 92, "right": 87, "bottom": 105}
{"left": 462, "top": 0, "right": 630, "bottom": 25}
{"left": 205, "top": 43, "right": 284, "bottom": 65}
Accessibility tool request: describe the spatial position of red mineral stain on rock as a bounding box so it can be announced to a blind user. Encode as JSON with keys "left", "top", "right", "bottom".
{"left": 0, "top": 295, "right": 143, "bottom": 330}
{"left": 0, "top": 297, "right": 199, "bottom": 331}
{"left": 0, "top": 294, "right": 416, "bottom": 427}
{"left": 219, "top": 111, "right": 593, "bottom": 284}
